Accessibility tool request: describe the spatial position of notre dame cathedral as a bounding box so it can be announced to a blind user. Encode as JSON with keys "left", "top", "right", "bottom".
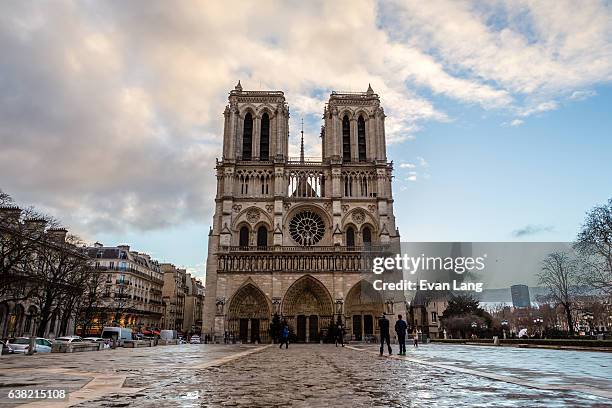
{"left": 203, "top": 82, "right": 402, "bottom": 343}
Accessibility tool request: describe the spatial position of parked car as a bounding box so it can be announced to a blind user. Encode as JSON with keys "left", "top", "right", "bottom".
{"left": 1, "top": 340, "right": 14, "bottom": 355}
{"left": 8, "top": 337, "right": 52, "bottom": 353}
{"left": 54, "top": 336, "right": 83, "bottom": 343}
{"left": 189, "top": 335, "right": 201, "bottom": 344}
{"left": 83, "top": 337, "right": 110, "bottom": 349}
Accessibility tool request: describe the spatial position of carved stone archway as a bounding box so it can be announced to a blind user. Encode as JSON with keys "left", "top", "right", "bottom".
{"left": 227, "top": 283, "right": 270, "bottom": 343}
{"left": 345, "top": 280, "right": 384, "bottom": 341}
{"left": 281, "top": 275, "right": 333, "bottom": 342}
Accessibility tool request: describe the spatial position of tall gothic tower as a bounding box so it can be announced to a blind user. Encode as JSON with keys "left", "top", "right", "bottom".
{"left": 203, "top": 82, "right": 401, "bottom": 343}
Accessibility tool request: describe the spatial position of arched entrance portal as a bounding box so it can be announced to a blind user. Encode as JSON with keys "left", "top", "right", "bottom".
{"left": 227, "top": 283, "right": 270, "bottom": 343}
{"left": 345, "top": 280, "right": 384, "bottom": 341}
{"left": 281, "top": 275, "right": 333, "bottom": 342}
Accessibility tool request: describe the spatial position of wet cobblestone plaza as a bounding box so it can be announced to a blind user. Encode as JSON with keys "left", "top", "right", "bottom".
{"left": 0, "top": 343, "right": 610, "bottom": 407}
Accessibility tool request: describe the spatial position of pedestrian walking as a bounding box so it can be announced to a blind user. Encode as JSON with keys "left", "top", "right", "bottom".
{"left": 413, "top": 331, "right": 419, "bottom": 348}
{"left": 279, "top": 324, "right": 289, "bottom": 349}
{"left": 395, "top": 314, "right": 407, "bottom": 355}
{"left": 335, "top": 323, "right": 345, "bottom": 347}
{"left": 378, "top": 313, "right": 392, "bottom": 356}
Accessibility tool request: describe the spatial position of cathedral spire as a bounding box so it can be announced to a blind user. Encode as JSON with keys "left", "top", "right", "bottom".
{"left": 235, "top": 80, "right": 242, "bottom": 92}
{"left": 367, "top": 83, "right": 374, "bottom": 95}
{"left": 300, "top": 118, "right": 305, "bottom": 163}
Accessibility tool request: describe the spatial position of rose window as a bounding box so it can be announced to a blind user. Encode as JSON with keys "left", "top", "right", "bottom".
{"left": 289, "top": 210, "right": 325, "bottom": 246}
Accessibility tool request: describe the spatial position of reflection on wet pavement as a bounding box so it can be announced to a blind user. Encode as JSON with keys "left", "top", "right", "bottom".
{"left": 1, "top": 343, "right": 610, "bottom": 407}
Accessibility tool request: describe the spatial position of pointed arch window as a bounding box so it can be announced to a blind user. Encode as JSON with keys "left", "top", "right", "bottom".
{"left": 242, "top": 113, "right": 253, "bottom": 160}
{"left": 239, "top": 226, "right": 249, "bottom": 247}
{"left": 257, "top": 226, "right": 268, "bottom": 248}
{"left": 346, "top": 226, "right": 355, "bottom": 248}
{"left": 342, "top": 115, "right": 351, "bottom": 162}
{"left": 260, "top": 113, "right": 270, "bottom": 161}
{"left": 362, "top": 226, "right": 372, "bottom": 246}
{"left": 357, "top": 115, "right": 366, "bottom": 162}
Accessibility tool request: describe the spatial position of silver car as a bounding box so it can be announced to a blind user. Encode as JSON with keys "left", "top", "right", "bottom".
{"left": 8, "top": 337, "right": 53, "bottom": 353}
{"left": 54, "top": 336, "right": 83, "bottom": 343}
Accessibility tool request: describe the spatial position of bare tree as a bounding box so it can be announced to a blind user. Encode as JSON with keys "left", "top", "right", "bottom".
{"left": 1, "top": 192, "right": 60, "bottom": 302}
{"left": 574, "top": 198, "right": 612, "bottom": 296}
{"left": 74, "top": 267, "right": 106, "bottom": 336}
{"left": 538, "top": 251, "right": 583, "bottom": 335}
{"left": 30, "top": 233, "right": 90, "bottom": 337}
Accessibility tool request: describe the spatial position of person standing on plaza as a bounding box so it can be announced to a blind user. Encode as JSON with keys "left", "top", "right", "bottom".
{"left": 378, "top": 313, "right": 392, "bottom": 356}
{"left": 395, "top": 314, "right": 407, "bottom": 355}
{"left": 413, "top": 331, "right": 419, "bottom": 348}
{"left": 279, "top": 323, "right": 289, "bottom": 349}
{"left": 335, "top": 323, "right": 345, "bottom": 347}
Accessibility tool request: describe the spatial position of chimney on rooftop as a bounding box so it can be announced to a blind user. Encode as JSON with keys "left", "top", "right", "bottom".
{"left": 47, "top": 228, "right": 68, "bottom": 243}
{"left": 24, "top": 218, "right": 47, "bottom": 235}
{"left": 0, "top": 206, "right": 22, "bottom": 226}
{"left": 93, "top": 242, "right": 103, "bottom": 248}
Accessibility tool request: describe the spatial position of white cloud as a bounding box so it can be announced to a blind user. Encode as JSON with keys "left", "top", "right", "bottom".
{"left": 0, "top": 0, "right": 610, "bottom": 239}
{"left": 518, "top": 101, "right": 559, "bottom": 117}
{"left": 417, "top": 156, "right": 429, "bottom": 167}
{"left": 399, "top": 163, "right": 416, "bottom": 168}
{"left": 381, "top": 0, "right": 612, "bottom": 115}
{"left": 569, "top": 90, "right": 597, "bottom": 101}
{"left": 510, "top": 119, "right": 524, "bottom": 126}
{"left": 407, "top": 175, "right": 417, "bottom": 182}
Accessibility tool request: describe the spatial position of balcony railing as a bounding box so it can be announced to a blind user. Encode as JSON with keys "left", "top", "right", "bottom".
{"left": 287, "top": 157, "right": 323, "bottom": 166}
{"left": 95, "top": 265, "right": 163, "bottom": 285}
{"left": 221, "top": 245, "right": 388, "bottom": 253}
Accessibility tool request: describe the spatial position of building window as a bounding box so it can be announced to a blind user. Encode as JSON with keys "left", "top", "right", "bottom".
{"left": 288, "top": 210, "right": 325, "bottom": 246}
{"left": 357, "top": 115, "right": 366, "bottom": 161}
{"left": 362, "top": 226, "right": 372, "bottom": 246}
{"left": 346, "top": 226, "right": 355, "bottom": 248}
{"left": 242, "top": 113, "right": 253, "bottom": 160}
{"left": 342, "top": 115, "right": 351, "bottom": 162}
{"left": 239, "top": 226, "right": 249, "bottom": 247}
{"left": 431, "top": 312, "right": 437, "bottom": 323}
{"left": 260, "top": 113, "right": 270, "bottom": 160}
{"left": 119, "top": 262, "right": 127, "bottom": 271}
{"left": 257, "top": 226, "right": 268, "bottom": 248}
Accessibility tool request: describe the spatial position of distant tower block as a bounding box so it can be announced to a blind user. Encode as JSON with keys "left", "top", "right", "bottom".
{"left": 511, "top": 284, "right": 531, "bottom": 308}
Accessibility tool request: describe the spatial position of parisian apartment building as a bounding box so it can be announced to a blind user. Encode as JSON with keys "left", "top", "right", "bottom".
{"left": 87, "top": 245, "right": 205, "bottom": 336}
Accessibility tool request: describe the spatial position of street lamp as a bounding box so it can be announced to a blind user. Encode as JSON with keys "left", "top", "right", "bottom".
{"left": 533, "top": 317, "right": 543, "bottom": 338}
{"left": 501, "top": 320, "right": 508, "bottom": 339}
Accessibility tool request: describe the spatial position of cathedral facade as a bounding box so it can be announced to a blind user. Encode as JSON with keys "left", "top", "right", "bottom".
{"left": 203, "top": 82, "right": 402, "bottom": 343}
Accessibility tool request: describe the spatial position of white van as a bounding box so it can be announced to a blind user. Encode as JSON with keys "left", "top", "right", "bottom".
{"left": 101, "top": 327, "right": 133, "bottom": 346}
{"left": 160, "top": 330, "right": 177, "bottom": 340}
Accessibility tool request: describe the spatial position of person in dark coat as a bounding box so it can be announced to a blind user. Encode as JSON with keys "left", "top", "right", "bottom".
{"left": 378, "top": 313, "right": 392, "bottom": 356}
{"left": 395, "top": 314, "right": 407, "bottom": 355}
{"left": 279, "top": 324, "right": 289, "bottom": 349}
{"left": 335, "top": 323, "right": 345, "bottom": 347}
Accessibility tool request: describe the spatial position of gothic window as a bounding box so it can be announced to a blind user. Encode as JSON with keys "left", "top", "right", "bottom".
{"left": 257, "top": 226, "right": 268, "bottom": 248}
{"left": 346, "top": 226, "right": 355, "bottom": 247}
{"left": 242, "top": 113, "right": 253, "bottom": 160}
{"left": 362, "top": 226, "right": 372, "bottom": 246}
{"left": 289, "top": 210, "right": 325, "bottom": 246}
{"left": 357, "top": 115, "right": 366, "bottom": 162}
{"left": 342, "top": 115, "right": 351, "bottom": 162}
{"left": 239, "top": 226, "right": 249, "bottom": 247}
{"left": 260, "top": 113, "right": 270, "bottom": 160}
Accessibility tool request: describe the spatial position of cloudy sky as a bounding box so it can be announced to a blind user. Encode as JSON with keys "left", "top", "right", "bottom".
{"left": 1, "top": 0, "right": 611, "bottom": 282}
